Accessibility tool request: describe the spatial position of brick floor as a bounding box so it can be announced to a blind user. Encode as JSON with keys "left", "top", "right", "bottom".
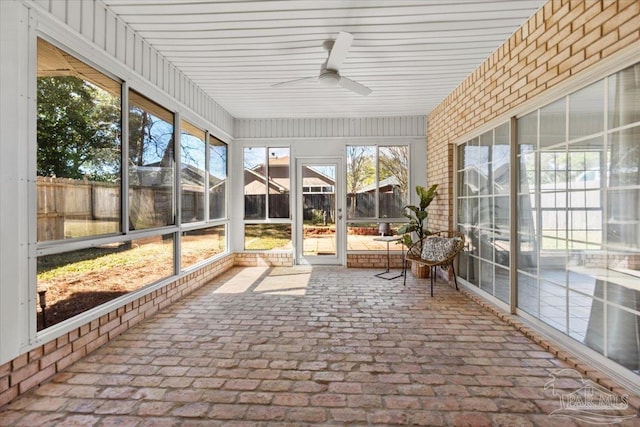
{"left": 1, "top": 266, "right": 638, "bottom": 426}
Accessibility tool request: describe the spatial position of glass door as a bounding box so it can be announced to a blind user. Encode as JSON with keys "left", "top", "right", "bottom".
{"left": 296, "top": 158, "right": 342, "bottom": 265}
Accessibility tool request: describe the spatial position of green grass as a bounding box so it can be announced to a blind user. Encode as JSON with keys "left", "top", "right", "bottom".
{"left": 245, "top": 237, "right": 292, "bottom": 250}
{"left": 244, "top": 224, "right": 292, "bottom": 250}
{"left": 64, "top": 219, "right": 120, "bottom": 239}
{"left": 37, "top": 240, "right": 171, "bottom": 281}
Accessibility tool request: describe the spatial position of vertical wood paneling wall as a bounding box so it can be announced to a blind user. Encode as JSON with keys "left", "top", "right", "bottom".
{"left": 30, "top": 0, "right": 234, "bottom": 136}
{"left": 235, "top": 116, "right": 426, "bottom": 139}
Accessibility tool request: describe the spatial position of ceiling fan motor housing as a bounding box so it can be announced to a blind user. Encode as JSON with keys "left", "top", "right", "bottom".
{"left": 273, "top": 32, "right": 370, "bottom": 95}
{"left": 319, "top": 69, "right": 340, "bottom": 86}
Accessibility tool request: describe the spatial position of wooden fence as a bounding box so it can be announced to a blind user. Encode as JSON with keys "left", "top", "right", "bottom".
{"left": 37, "top": 177, "right": 224, "bottom": 240}
{"left": 37, "top": 176, "right": 120, "bottom": 241}
{"left": 347, "top": 193, "right": 404, "bottom": 218}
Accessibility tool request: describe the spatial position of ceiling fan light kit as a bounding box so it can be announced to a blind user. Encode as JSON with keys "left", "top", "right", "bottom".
{"left": 318, "top": 70, "right": 340, "bottom": 87}
{"left": 272, "top": 31, "right": 371, "bottom": 96}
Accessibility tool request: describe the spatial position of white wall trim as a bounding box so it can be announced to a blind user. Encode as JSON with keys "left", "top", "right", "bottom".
{"left": 0, "top": 0, "right": 32, "bottom": 362}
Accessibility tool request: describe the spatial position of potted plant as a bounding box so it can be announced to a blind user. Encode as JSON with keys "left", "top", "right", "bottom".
{"left": 398, "top": 184, "right": 438, "bottom": 277}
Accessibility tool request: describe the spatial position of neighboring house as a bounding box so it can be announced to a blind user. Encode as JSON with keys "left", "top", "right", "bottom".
{"left": 301, "top": 166, "right": 335, "bottom": 194}
{"left": 245, "top": 157, "right": 335, "bottom": 195}
{"left": 243, "top": 167, "right": 288, "bottom": 195}
{"left": 356, "top": 176, "right": 401, "bottom": 196}
{"left": 244, "top": 157, "right": 336, "bottom": 221}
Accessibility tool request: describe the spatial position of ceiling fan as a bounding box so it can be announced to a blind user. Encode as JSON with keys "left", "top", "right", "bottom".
{"left": 272, "top": 32, "right": 372, "bottom": 96}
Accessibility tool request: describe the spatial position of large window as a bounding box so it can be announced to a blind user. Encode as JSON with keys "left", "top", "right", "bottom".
{"left": 457, "top": 63, "right": 640, "bottom": 379}
{"left": 35, "top": 38, "right": 228, "bottom": 332}
{"left": 516, "top": 63, "right": 640, "bottom": 376}
{"left": 37, "top": 38, "right": 122, "bottom": 242}
{"left": 346, "top": 145, "right": 409, "bottom": 251}
{"left": 379, "top": 146, "right": 409, "bottom": 218}
{"left": 456, "top": 123, "right": 510, "bottom": 303}
{"left": 243, "top": 147, "right": 291, "bottom": 250}
{"left": 180, "top": 127, "right": 227, "bottom": 224}
{"left": 181, "top": 225, "right": 226, "bottom": 270}
{"left": 346, "top": 145, "right": 408, "bottom": 219}
{"left": 209, "top": 136, "right": 227, "bottom": 220}
{"left": 37, "top": 234, "right": 174, "bottom": 330}
{"left": 243, "top": 147, "right": 290, "bottom": 220}
{"left": 128, "top": 90, "right": 175, "bottom": 230}
{"left": 180, "top": 121, "right": 206, "bottom": 223}
{"left": 347, "top": 146, "right": 376, "bottom": 218}
{"left": 244, "top": 224, "right": 292, "bottom": 251}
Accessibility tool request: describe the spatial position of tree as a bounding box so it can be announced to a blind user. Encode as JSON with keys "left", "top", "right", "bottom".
{"left": 128, "top": 107, "right": 174, "bottom": 170}
{"left": 127, "top": 102, "right": 175, "bottom": 229}
{"left": 37, "top": 76, "right": 121, "bottom": 181}
{"left": 379, "top": 146, "right": 408, "bottom": 197}
{"left": 346, "top": 146, "right": 375, "bottom": 216}
{"left": 378, "top": 146, "right": 409, "bottom": 218}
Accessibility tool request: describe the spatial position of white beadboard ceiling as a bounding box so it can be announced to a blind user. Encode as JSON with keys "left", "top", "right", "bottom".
{"left": 101, "top": 0, "right": 545, "bottom": 119}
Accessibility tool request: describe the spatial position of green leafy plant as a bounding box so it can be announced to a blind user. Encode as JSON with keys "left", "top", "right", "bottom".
{"left": 397, "top": 184, "right": 438, "bottom": 248}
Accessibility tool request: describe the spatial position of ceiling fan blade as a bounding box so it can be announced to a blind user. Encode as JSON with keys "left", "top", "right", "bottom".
{"left": 271, "top": 76, "right": 316, "bottom": 87}
{"left": 326, "top": 31, "right": 353, "bottom": 71}
{"left": 340, "top": 76, "right": 372, "bottom": 96}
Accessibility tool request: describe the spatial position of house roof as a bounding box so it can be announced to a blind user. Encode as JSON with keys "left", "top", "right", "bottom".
{"left": 244, "top": 168, "right": 288, "bottom": 193}
{"left": 358, "top": 176, "right": 400, "bottom": 193}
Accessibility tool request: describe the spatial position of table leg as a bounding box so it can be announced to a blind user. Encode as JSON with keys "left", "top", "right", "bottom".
{"left": 375, "top": 240, "right": 402, "bottom": 280}
{"left": 385, "top": 241, "right": 390, "bottom": 272}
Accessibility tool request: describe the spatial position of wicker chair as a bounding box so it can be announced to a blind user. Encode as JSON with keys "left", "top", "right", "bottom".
{"left": 403, "top": 230, "right": 466, "bottom": 296}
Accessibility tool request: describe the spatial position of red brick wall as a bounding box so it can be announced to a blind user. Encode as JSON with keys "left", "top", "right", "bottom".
{"left": 234, "top": 252, "right": 293, "bottom": 267}
{"left": 0, "top": 253, "right": 237, "bottom": 407}
{"left": 426, "top": 0, "right": 640, "bottom": 231}
{"left": 347, "top": 253, "right": 404, "bottom": 269}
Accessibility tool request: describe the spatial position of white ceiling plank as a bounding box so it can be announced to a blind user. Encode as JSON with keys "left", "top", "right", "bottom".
{"left": 133, "top": 19, "right": 529, "bottom": 39}
{"left": 144, "top": 31, "right": 511, "bottom": 45}
{"left": 121, "top": 8, "right": 541, "bottom": 28}
{"left": 100, "top": 0, "right": 545, "bottom": 118}
{"left": 105, "top": 0, "right": 529, "bottom": 15}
